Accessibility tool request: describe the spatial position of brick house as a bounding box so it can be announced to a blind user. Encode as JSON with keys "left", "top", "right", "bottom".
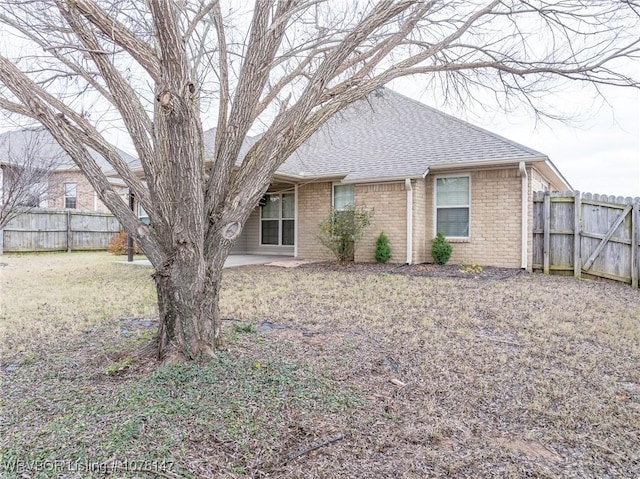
{"left": 0, "top": 127, "right": 131, "bottom": 213}
{"left": 230, "top": 88, "right": 571, "bottom": 269}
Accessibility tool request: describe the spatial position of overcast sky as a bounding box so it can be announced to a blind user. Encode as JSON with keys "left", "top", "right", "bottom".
{"left": 393, "top": 79, "right": 640, "bottom": 198}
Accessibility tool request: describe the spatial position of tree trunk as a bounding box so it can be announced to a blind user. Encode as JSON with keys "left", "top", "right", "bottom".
{"left": 154, "top": 243, "right": 231, "bottom": 361}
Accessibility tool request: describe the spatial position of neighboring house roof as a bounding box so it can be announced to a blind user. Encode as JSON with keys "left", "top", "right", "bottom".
{"left": 280, "top": 87, "right": 550, "bottom": 182}
{"left": 107, "top": 127, "right": 262, "bottom": 177}
{"left": 0, "top": 127, "right": 137, "bottom": 173}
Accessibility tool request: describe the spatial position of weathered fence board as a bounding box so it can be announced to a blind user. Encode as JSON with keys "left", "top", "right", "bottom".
{"left": 533, "top": 191, "right": 640, "bottom": 288}
{"left": 0, "top": 209, "right": 121, "bottom": 253}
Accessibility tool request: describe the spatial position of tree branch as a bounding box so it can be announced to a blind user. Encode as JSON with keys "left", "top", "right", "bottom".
{"left": 72, "top": 0, "right": 161, "bottom": 82}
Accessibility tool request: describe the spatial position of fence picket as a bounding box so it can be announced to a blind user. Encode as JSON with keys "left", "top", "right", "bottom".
{"left": 534, "top": 191, "right": 640, "bottom": 288}
{"left": 574, "top": 191, "right": 581, "bottom": 279}
{"left": 1, "top": 209, "right": 121, "bottom": 253}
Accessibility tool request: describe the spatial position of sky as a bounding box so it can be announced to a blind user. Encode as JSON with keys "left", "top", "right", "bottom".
{"left": 393, "top": 79, "right": 640, "bottom": 198}
{"left": 1, "top": 3, "right": 638, "bottom": 199}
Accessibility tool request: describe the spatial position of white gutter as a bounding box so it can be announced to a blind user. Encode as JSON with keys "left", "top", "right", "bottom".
{"left": 405, "top": 178, "right": 413, "bottom": 265}
{"left": 337, "top": 174, "right": 424, "bottom": 185}
{"left": 429, "top": 156, "right": 548, "bottom": 170}
{"left": 294, "top": 183, "right": 299, "bottom": 258}
{"left": 518, "top": 161, "right": 528, "bottom": 270}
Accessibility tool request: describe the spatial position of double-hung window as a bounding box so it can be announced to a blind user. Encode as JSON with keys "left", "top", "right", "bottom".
{"left": 435, "top": 176, "right": 470, "bottom": 238}
{"left": 64, "top": 183, "right": 77, "bottom": 209}
{"left": 261, "top": 193, "right": 294, "bottom": 245}
{"left": 333, "top": 184, "right": 354, "bottom": 211}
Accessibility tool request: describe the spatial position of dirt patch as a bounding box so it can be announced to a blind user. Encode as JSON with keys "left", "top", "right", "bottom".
{"left": 490, "top": 436, "right": 564, "bottom": 462}
{"left": 299, "top": 261, "right": 525, "bottom": 280}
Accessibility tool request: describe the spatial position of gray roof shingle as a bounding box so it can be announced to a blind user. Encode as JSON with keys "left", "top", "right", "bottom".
{"left": 0, "top": 127, "right": 138, "bottom": 173}
{"left": 279, "top": 88, "right": 545, "bottom": 181}
{"left": 2, "top": 89, "right": 548, "bottom": 184}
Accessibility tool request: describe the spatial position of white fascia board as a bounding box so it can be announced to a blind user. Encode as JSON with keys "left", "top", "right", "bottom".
{"left": 334, "top": 174, "right": 424, "bottom": 185}
{"left": 428, "top": 156, "right": 548, "bottom": 171}
{"left": 542, "top": 159, "right": 573, "bottom": 191}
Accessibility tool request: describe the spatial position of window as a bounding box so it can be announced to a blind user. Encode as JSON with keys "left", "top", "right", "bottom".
{"left": 435, "top": 176, "right": 470, "bottom": 238}
{"left": 139, "top": 204, "right": 150, "bottom": 225}
{"left": 333, "top": 184, "right": 354, "bottom": 211}
{"left": 64, "top": 183, "right": 77, "bottom": 209}
{"left": 261, "top": 192, "right": 294, "bottom": 246}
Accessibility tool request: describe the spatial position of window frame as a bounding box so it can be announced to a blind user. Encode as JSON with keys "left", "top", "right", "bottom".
{"left": 433, "top": 173, "right": 471, "bottom": 240}
{"left": 64, "top": 182, "right": 77, "bottom": 209}
{"left": 332, "top": 183, "right": 355, "bottom": 211}
{"left": 260, "top": 192, "right": 295, "bottom": 246}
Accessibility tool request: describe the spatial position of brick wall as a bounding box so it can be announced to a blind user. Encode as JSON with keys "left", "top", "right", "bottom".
{"left": 47, "top": 171, "right": 127, "bottom": 213}
{"left": 412, "top": 179, "right": 428, "bottom": 263}
{"left": 297, "top": 180, "right": 411, "bottom": 263}
{"left": 296, "top": 182, "right": 334, "bottom": 260}
{"left": 530, "top": 167, "right": 550, "bottom": 193}
{"left": 424, "top": 167, "right": 523, "bottom": 268}
{"left": 354, "top": 182, "right": 407, "bottom": 263}
{"left": 296, "top": 167, "right": 545, "bottom": 268}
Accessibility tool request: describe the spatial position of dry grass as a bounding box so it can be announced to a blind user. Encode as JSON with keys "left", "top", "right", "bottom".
{"left": 0, "top": 252, "right": 156, "bottom": 358}
{"left": 1, "top": 253, "right": 640, "bottom": 478}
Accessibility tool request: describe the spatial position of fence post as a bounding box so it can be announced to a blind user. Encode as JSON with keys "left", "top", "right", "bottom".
{"left": 632, "top": 199, "right": 639, "bottom": 289}
{"left": 543, "top": 191, "right": 551, "bottom": 275}
{"left": 573, "top": 191, "right": 581, "bottom": 279}
{"left": 66, "top": 210, "right": 71, "bottom": 252}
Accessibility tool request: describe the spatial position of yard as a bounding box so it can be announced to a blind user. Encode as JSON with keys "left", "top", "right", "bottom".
{"left": 1, "top": 252, "right": 639, "bottom": 478}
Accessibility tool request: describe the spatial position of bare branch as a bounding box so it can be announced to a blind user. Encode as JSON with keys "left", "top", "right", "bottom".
{"left": 72, "top": 0, "right": 161, "bottom": 82}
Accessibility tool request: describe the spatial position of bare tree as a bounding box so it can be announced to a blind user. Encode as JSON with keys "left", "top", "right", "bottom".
{"left": 0, "top": 128, "right": 64, "bottom": 230}
{"left": 0, "top": 0, "right": 637, "bottom": 360}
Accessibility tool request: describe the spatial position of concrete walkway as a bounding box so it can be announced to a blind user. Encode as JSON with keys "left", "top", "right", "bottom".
{"left": 119, "top": 254, "right": 301, "bottom": 269}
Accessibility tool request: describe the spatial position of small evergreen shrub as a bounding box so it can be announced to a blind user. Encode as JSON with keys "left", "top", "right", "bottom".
{"left": 375, "top": 232, "right": 391, "bottom": 264}
{"left": 431, "top": 231, "right": 452, "bottom": 265}
{"left": 107, "top": 232, "right": 141, "bottom": 255}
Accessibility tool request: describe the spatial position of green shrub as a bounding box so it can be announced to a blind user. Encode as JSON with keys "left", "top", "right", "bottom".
{"left": 375, "top": 232, "right": 391, "bottom": 263}
{"left": 318, "top": 204, "right": 372, "bottom": 263}
{"left": 431, "top": 232, "right": 452, "bottom": 265}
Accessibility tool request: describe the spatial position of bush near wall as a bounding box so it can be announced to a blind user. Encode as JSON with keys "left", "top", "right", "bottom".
{"left": 107, "top": 232, "right": 142, "bottom": 255}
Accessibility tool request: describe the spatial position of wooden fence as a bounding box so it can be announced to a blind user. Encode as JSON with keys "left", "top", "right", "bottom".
{"left": 0, "top": 209, "right": 121, "bottom": 253}
{"left": 533, "top": 191, "right": 640, "bottom": 288}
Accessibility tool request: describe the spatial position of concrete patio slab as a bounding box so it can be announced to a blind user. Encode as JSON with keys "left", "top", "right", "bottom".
{"left": 119, "top": 255, "right": 303, "bottom": 269}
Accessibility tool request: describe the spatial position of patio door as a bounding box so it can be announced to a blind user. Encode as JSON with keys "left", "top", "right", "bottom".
{"left": 260, "top": 192, "right": 294, "bottom": 246}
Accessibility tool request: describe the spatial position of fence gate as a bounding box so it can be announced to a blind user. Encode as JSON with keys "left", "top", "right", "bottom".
{"left": 533, "top": 191, "right": 640, "bottom": 288}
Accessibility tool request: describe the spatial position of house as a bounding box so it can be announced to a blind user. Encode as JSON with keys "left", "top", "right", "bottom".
{"left": 231, "top": 88, "right": 571, "bottom": 269}
{"left": 0, "top": 127, "right": 132, "bottom": 212}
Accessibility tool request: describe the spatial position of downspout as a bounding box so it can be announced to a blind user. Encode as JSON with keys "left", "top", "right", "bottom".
{"left": 293, "top": 183, "right": 299, "bottom": 258}
{"left": 405, "top": 178, "right": 413, "bottom": 265}
{"left": 518, "top": 161, "right": 528, "bottom": 270}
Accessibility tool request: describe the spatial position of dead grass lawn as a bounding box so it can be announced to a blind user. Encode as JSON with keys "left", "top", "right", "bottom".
{"left": 1, "top": 253, "right": 639, "bottom": 478}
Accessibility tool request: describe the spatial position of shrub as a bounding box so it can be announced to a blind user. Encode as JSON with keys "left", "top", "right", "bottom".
{"left": 460, "top": 259, "right": 483, "bottom": 274}
{"left": 375, "top": 232, "right": 391, "bottom": 264}
{"left": 107, "top": 232, "right": 141, "bottom": 255}
{"left": 431, "top": 231, "right": 452, "bottom": 265}
{"left": 318, "top": 204, "right": 372, "bottom": 263}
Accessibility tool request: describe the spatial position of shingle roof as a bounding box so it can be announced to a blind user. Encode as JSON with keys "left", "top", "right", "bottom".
{"left": 203, "top": 127, "right": 261, "bottom": 163}
{"left": 279, "top": 87, "right": 546, "bottom": 181}
{"left": 2, "top": 89, "right": 549, "bottom": 184}
{"left": 0, "top": 127, "right": 137, "bottom": 173}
